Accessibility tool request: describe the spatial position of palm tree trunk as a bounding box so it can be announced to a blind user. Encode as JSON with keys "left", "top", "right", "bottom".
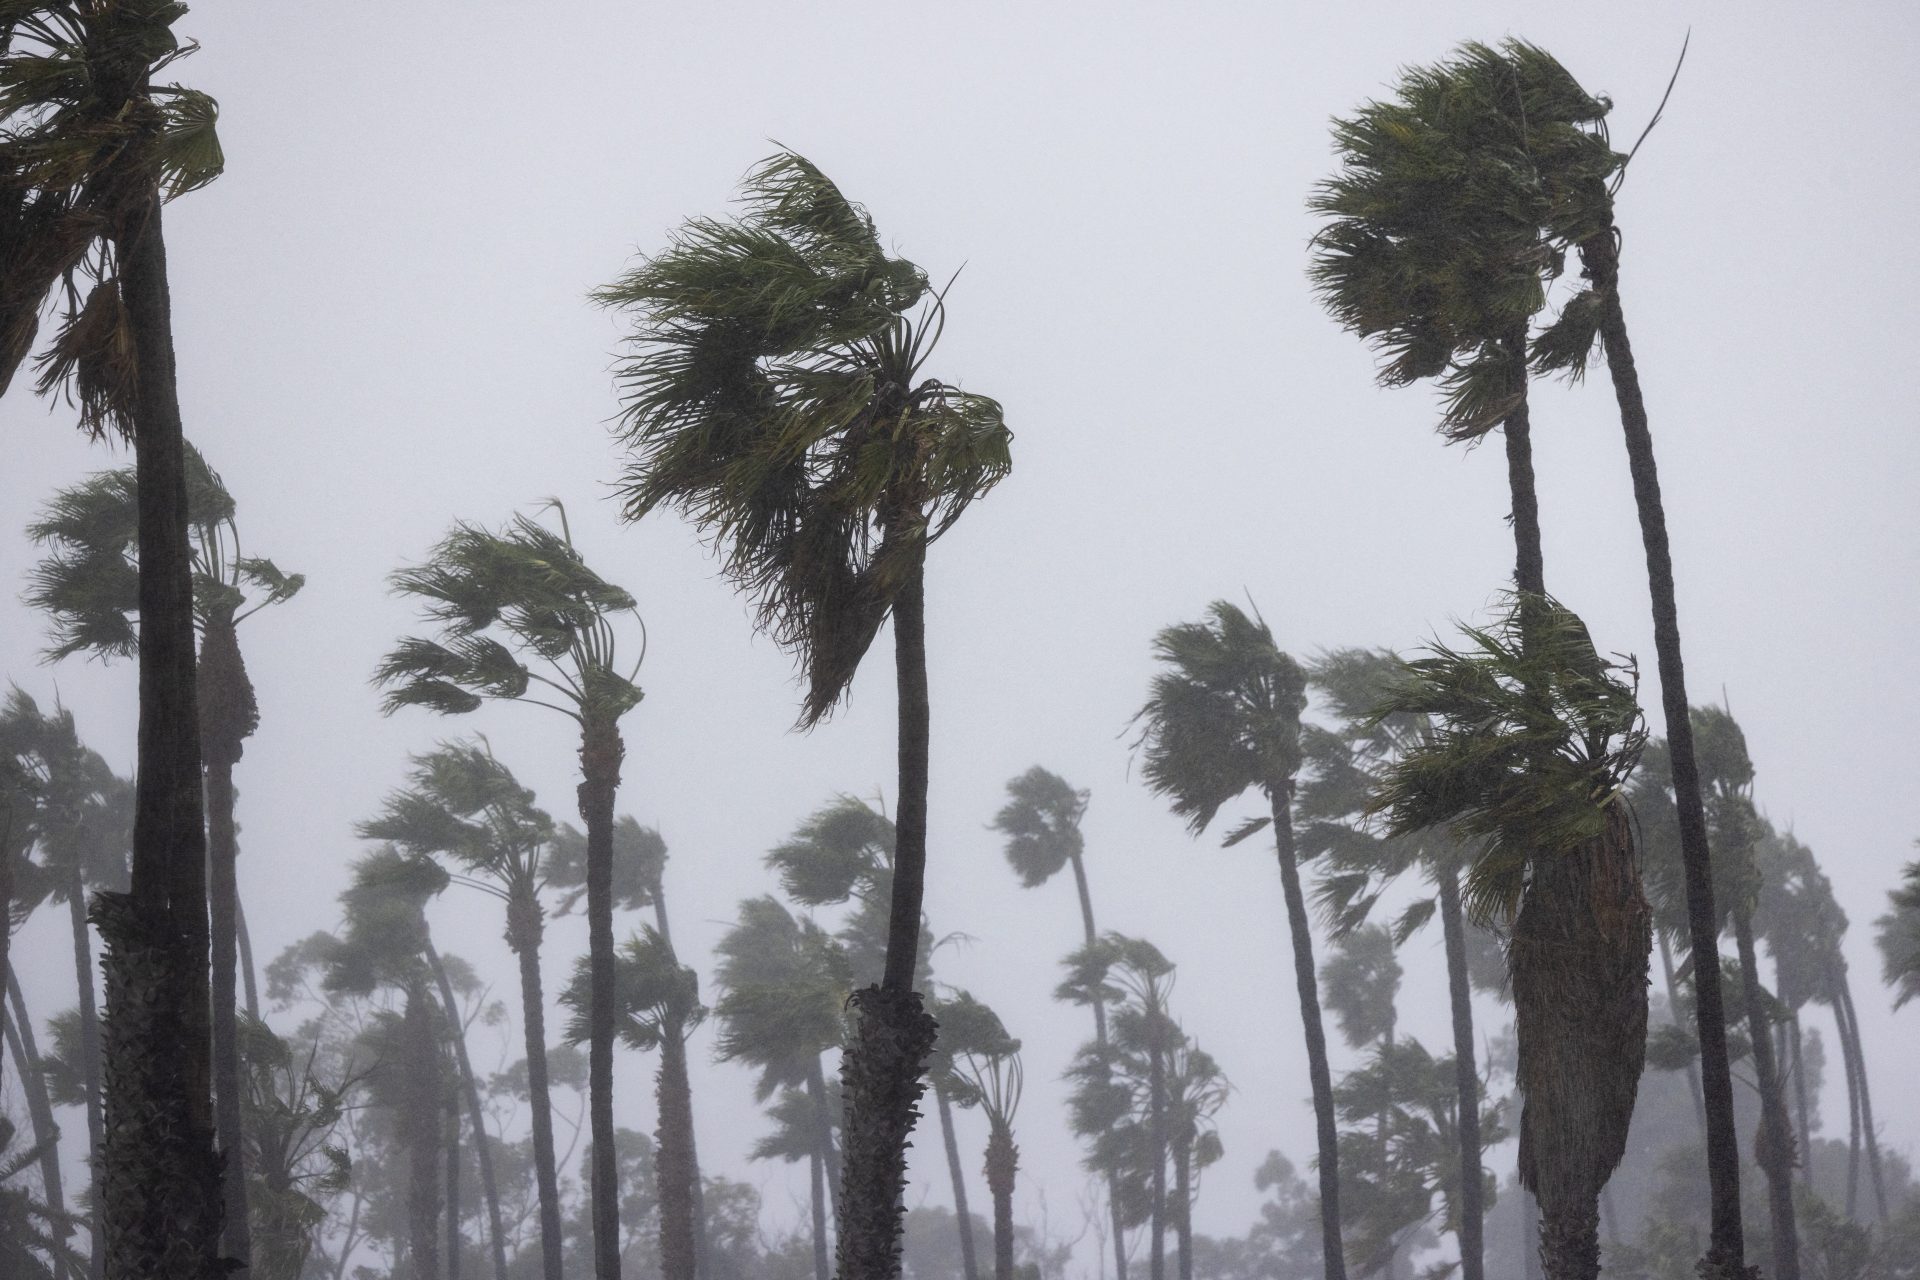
{"left": 1500, "top": 330, "right": 1545, "bottom": 599}
{"left": 509, "top": 895, "right": 565, "bottom": 1280}
{"left": 235, "top": 898, "right": 259, "bottom": 1022}
{"left": 446, "top": 1063, "right": 462, "bottom": 1280}
{"left": 1655, "top": 929, "right": 1707, "bottom": 1137}
{"left": 935, "top": 1081, "right": 981, "bottom": 1280}
{"left": 1068, "top": 851, "right": 1128, "bottom": 1280}
{"left": 1173, "top": 1138, "right": 1192, "bottom": 1280}
{"left": 1789, "top": 1016, "right": 1812, "bottom": 1194}
{"left": 652, "top": 890, "right": 708, "bottom": 1280}
{"left": 427, "top": 944, "right": 509, "bottom": 1280}
{"left": 1437, "top": 869, "right": 1485, "bottom": 1280}
{"left": 1732, "top": 911, "right": 1799, "bottom": 1279}
{"left": 1268, "top": 790, "right": 1345, "bottom": 1280}
{"left": 578, "top": 715, "right": 625, "bottom": 1280}
{"left": 1581, "top": 234, "right": 1747, "bottom": 1277}
{"left": 657, "top": 1032, "right": 700, "bottom": 1280}
{"left": 205, "top": 752, "right": 250, "bottom": 1270}
{"left": 837, "top": 552, "right": 939, "bottom": 1280}
{"left": 984, "top": 1123, "right": 1018, "bottom": 1280}
{"left": 808, "top": 1148, "right": 830, "bottom": 1280}
{"left": 106, "top": 191, "right": 222, "bottom": 1280}
{"left": 400, "top": 986, "right": 444, "bottom": 1280}
{"left": 66, "top": 870, "right": 106, "bottom": 1280}
{"left": 1838, "top": 983, "right": 1861, "bottom": 1218}
{"left": 5, "top": 974, "right": 70, "bottom": 1251}
{"left": 1511, "top": 802, "right": 1650, "bottom": 1280}
{"left": 1834, "top": 974, "right": 1887, "bottom": 1221}
{"left": 1148, "top": 1038, "right": 1167, "bottom": 1280}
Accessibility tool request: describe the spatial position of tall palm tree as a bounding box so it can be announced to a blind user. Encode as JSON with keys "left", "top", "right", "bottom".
{"left": 1133, "top": 601, "right": 1344, "bottom": 1280}
{"left": 377, "top": 501, "right": 644, "bottom": 1280}
{"left": 990, "top": 767, "right": 1130, "bottom": 1280}
{"left": 561, "top": 929, "right": 705, "bottom": 1280}
{"left": 596, "top": 151, "right": 1011, "bottom": 1280}
{"left": 26, "top": 443, "right": 302, "bottom": 1268}
{"left": 712, "top": 895, "right": 852, "bottom": 1280}
{"left": 1, "top": 6, "right": 228, "bottom": 1271}
{"left": 1367, "top": 595, "right": 1650, "bottom": 1280}
{"left": 358, "top": 742, "right": 559, "bottom": 1280}
{"left": 956, "top": 1037, "right": 1022, "bottom": 1280}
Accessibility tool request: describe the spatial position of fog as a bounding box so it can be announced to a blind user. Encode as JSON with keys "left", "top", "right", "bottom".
{"left": 3, "top": 3, "right": 1917, "bottom": 1278}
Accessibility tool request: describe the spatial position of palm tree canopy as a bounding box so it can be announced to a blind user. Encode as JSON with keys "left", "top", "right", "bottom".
{"left": 357, "top": 740, "right": 554, "bottom": 891}
{"left": 561, "top": 926, "right": 706, "bottom": 1052}
{"left": 1134, "top": 600, "right": 1308, "bottom": 836}
{"left": 1319, "top": 924, "right": 1402, "bottom": 1050}
{"left": 1, "top": 687, "right": 130, "bottom": 909}
{"left": 991, "top": 765, "right": 1088, "bottom": 889}
{"left": 1365, "top": 593, "right": 1646, "bottom": 923}
{"left": 377, "top": 505, "right": 643, "bottom": 725}
{"left": 766, "top": 793, "right": 893, "bottom": 907}
{"left": 595, "top": 149, "right": 1012, "bottom": 726}
{"left": 711, "top": 895, "right": 851, "bottom": 1099}
{"left": 320, "top": 848, "right": 448, "bottom": 998}
{"left": 24, "top": 441, "right": 303, "bottom": 661}
{"left": 548, "top": 814, "right": 665, "bottom": 915}
{"left": 0, "top": 0, "right": 224, "bottom": 432}
{"left": 1876, "top": 857, "right": 1920, "bottom": 1010}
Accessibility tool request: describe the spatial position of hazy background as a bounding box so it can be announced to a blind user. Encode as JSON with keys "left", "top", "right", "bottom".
{"left": 3, "top": 0, "right": 1916, "bottom": 1255}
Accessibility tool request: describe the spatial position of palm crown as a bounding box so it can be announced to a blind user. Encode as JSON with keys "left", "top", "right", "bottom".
{"left": 990, "top": 766, "right": 1088, "bottom": 889}
{"left": 561, "top": 928, "right": 706, "bottom": 1053}
{"left": 595, "top": 150, "right": 1011, "bottom": 725}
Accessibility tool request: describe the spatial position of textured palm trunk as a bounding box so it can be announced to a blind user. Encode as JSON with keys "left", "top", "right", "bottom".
{"left": 1511, "top": 801, "right": 1649, "bottom": 1280}
{"left": 935, "top": 1081, "right": 981, "bottom": 1280}
{"left": 509, "top": 891, "right": 565, "bottom": 1280}
{"left": 1268, "top": 790, "right": 1345, "bottom": 1280}
{"left": 1173, "top": 1137, "right": 1193, "bottom": 1280}
{"left": 579, "top": 715, "right": 625, "bottom": 1280}
{"left": 103, "top": 192, "right": 223, "bottom": 1280}
{"left": 837, "top": 553, "right": 939, "bottom": 1280}
{"left": 67, "top": 870, "right": 107, "bottom": 1279}
{"left": 400, "top": 986, "right": 445, "bottom": 1280}
{"left": 808, "top": 1148, "right": 830, "bottom": 1280}
{"left": 446, "top": 1063, "right": 462, "bottom": 1280}
{"left": 205, "top": 751, "right": 250, "bottom": 1271}
{"left": 984, "top": 1123, "right": 1017, "bottom": 1280}
{"left": 5, "top": 974, "right": 70, "bottom": 1248}
{"left": 427, "top": 943, "right": 510, "bottom": 1280}
{"left": 1436, "top": 869, "right": 1484, "bottom": 1280}
{"left": 651, "top": 892, "right": 709, "bottom": 1277}
{"left": 658, "top": 1032, "right": 699, "bottom": 1280}
{"left": 1732, "top": 910, "right": 1799, "bottom": 1279}
{"left": 1581, "top": 233, "right": 1748, "bottom": 1278}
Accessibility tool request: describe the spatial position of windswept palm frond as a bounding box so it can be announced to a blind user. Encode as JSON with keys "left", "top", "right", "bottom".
{"left": 990, "top": 765, "right": 1088, "bottom": 888}
{"left": 560, "top": 927, "right": 705, "bottom": 1052}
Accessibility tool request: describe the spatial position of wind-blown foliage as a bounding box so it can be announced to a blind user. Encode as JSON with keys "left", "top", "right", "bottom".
{"left": 1878, "top": 856, "right": 1920, "bottom": 1011}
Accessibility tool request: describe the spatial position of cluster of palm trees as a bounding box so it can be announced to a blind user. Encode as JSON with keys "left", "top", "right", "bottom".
{"left": 2, "top": 7, "right": 1916, "bottom": 1280}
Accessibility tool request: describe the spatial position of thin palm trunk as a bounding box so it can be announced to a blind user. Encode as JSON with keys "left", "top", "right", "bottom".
{"left": 427, "top": 944, "right": 509, "bottom": 1280}
{"left": 657, "top": 1034, "right": 699, "bottom": 1280}
{"left": 1068, "top": 850, "right": 1128, "bottom": 1280}
{"left": 446, "top": 1065, "right": 462, "bottom": 1280}
{"left": 235, "top": 898, "right": 259, "bottom": 1021}
{"left": 1268, "top": 790, "right": 1344, "bottom": 1280}
{"left": 1834, "top": 974, "right": 1887, "bottom": 1221}
{"left": 1582, "top": 234, "right": 1746, "bottom": 1276}
{"left": 1655, "top": 930, "right": 1707, "bottom": 1136}
{"left": 579, "top": 716, "right": 625, "bottom": 1280}
{"left": 66, "top": 871, "right": 106, "bottom": 1279}
{"left": 104, "top": 191, "right": 222, "bottom": 1280}
{"left": 401, "top": 986, "right": 444, "bottom": 1280}
{"left": 1148, "top": 1038, "right": 1167, "bottom": 1280}
{"left": 1437, "top": 869, "right": 1485, "bottom": 1280}
{"left": 5, "top": 974, "right": 69, "bottom": 1253}
{"left": 651, "top": 891, "right": 709, "bottom": 1277}
{"left": 807, "top": 1148, "right": 830, "bottom": 1280}
{"left": 1789, "top": 1017, "right": 1813, "bottom": 1194}
{"left": 205, "top": 753, "right": 249, "bottom": 1269}
{"left": 1173, "top": 1138, "right": 1192, "bottom": 1280}
{"left": 1732, "top": 911, "right": 1799, "bottom": 1278}
{"left": 838, "top": 552, "right": 939, "bottom": 1280}
{"left": 935, "top": 1082, "right": 981, "bottom": 1280}
{"left": 509, "top": 896, "right": 565, "bottom": 1280}
{"left": 984, "top": 1123, "right": 1017, "bottom": 1280}
{"left": 1839, "top": 983, "right": 1862, "bottom": 1219}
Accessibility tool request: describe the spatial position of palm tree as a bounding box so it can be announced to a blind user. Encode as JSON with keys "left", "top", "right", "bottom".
{"left": 233, "top": 1014, "right": 353, "bottom": 1280}
{"left": 712, "top": 896, "right": 853, "bottom": 1280}
{"left": 561, "top": 929, "right": 705, "bottom": 1280}
{"left": 1366, "top": 595, "right": 1650, "bottom": 1280}
{"left": 1133, "top": 601, "right": 1343, "bottom": 1280}
{"left": 596, "top": 151, "right": 1011, "bottom": 1280}
{"left": 924, "top": 989, "right": 1017, "bottom": 1280}
{"left": 1877, "top": 850, "right": 1920, "bottom": 1014}
{"left": 1, "top": 6, "right": 229, "bottom": 1270}
{"left": 989, "top": 766, "right": 1131, "bottom": 1280}
{"left": 1163, "top": 1039, "right": 1227, "bottom": 1280}
{"left": 955, "top": 1037, "right": 1022, "bottom": 1280}
{"left": 26, "top": 443, "right": 302, "bottom": 1267}
{"left": 358, "top": 741, "right": 559, "bottom": 1280}
{"left": 377, "top": 501, "right": 644, "bottom": 1280}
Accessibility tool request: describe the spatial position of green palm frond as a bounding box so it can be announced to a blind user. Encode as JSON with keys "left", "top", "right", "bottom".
{"left": 712, "top": 895, "right": 852, "bottom": 1099}
{"left": 1365, "top": 593, "right": 1646, "bottom": 924}
{"left": 766, "top": 793, "right": 893, "bottom": 906}
{"left": 560, "top": 926, "right": 705, "bottom": 1051}
{"left": 357, "top": 740, "right": 553, "bottom": 888}
{"left": 991, "top": 765, "right": 1088, "bottom": 888}
{"left": 597, "top": 148, "right": 1010, "bottom": 726}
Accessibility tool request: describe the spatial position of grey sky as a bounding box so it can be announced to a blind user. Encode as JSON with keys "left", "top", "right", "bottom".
{"left": 3, "top": 0, "right": 1916, "bottom": 1257}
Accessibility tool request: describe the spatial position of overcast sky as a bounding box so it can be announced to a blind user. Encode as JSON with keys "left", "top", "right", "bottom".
{"left": 4, "top": 0, "right": 1917, "bottom": 1258}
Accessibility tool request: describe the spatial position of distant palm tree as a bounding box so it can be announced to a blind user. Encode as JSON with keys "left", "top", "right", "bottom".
{"left": 956, "top": 1036, "right": 1023, "bottom": 1280}
{"left": 1133, "top": 602, "right": 1344, "bottom": 1280}
{"left": 378, "top": 502, "right": 644, "bottom": 1280}
{"left": 3, "top": 970, "right": 71, "bottom": 1265}
{"left": 2, "top": 7, "right": 229, "bottom": 1267}
{"left": 358, "top": 742, "right": 558, "bottom": 1280}
{"left": 1367, "top": 596, "right": 1650, "bottom": 1280}
{"left": 1163, "top": 1038, "right": 1227, "bottom": 1280}
{"left": 1880, "top": 856, "right": 1920, "bottom": 1012}
{"left": 26, "top": 443, "right": 302, "bottom": 1266}
{"left": 924, "top": 989, "right": 1017, "bottom": 1280}
{"left": 0, "top": 1116, "right": 83, "bottom": 1279}
{"left": 562, "top": 929, "right": 705, "bottom": 1280}
{"left": 597, "top": 151, "right": 1011, "bottom": 1280}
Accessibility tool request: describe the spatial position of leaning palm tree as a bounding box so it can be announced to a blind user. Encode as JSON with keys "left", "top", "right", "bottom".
{"left": 2, "top": 6, "right": 229, "bottom": 1272}
{"left": 561, "top": 929, "right": 705, "bottom": 1280}
{"left": 1133, "top": 601, "right": 1344, "bottom": 1280}
{"left": 26, "top": 443, "right": 302, "bottom": 1267}
{"left": 1877, "top": 852, "right": 1920, "bottom": 1011}
{"left": 597, "top": 150, "right": 1011, "bottom": 1280}
{"left": 1367, "top": 595, "right": 1651, "bottom": 1280}
{"left": 357, "top": 741, "right": 557, "bottom": 1280}
{"left": 377, "top": 501, "right": 643, "bottom": 1280}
